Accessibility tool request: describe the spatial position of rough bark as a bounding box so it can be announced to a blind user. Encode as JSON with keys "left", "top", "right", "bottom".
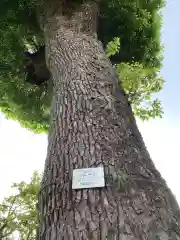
{"left": 37, "top": 2, "right": 180, "bottom": 239}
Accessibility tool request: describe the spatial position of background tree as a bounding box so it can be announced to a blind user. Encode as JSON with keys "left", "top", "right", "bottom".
{"left": 1, "top": 0, "right": 180, "bottom": 239}
{"left": 0, "top": 172, "right": 40, "bottom": 239}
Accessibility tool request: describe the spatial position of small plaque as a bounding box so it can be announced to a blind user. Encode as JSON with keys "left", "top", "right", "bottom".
{"left": 72, "top": 166, "right": 105, "bottom": 189}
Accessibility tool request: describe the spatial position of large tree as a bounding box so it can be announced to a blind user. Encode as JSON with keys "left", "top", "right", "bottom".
{"left": 1, "top": 0, "right": 180, "bottom": 239}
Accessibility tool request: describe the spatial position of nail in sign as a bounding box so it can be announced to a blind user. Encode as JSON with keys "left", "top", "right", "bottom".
{"left": 72, "top": 166, "right": 105, "bottom": 189}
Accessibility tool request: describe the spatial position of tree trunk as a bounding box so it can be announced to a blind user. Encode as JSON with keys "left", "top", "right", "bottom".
{"left": 37, "top": 2, "right": 180, "bottom": 239}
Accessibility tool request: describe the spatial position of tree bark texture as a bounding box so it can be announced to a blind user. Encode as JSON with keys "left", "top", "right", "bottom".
{"left": 37, "top": 2, "right": 180, "bottom": 239}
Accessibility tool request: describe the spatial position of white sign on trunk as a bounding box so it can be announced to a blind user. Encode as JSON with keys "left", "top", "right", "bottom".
{"left": 72, "top": 166, "right": 105, "bottom": 189}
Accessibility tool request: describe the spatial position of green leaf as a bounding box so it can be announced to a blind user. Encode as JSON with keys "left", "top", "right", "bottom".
{"left": 116, "top": 62, "right": 164, "bottom": 120}
{"left": 106, "top": 37, "right": 120, "bottom": 57}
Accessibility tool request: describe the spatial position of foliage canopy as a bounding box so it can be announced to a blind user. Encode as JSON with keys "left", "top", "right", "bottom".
{"left": 0, "top": 172, "right": 40, "bottom": 240}
{"left": 0, "top": 0, "right": 165, "bottom": 133}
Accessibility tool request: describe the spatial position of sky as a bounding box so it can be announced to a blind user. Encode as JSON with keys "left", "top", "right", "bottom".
{"left": 0, "top": 0, "right": 180, "bottom": 204}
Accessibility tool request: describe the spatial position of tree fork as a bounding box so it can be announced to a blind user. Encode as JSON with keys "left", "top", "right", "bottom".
{"left": 37, "top": 1, "right": 180, "bottom": 239}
